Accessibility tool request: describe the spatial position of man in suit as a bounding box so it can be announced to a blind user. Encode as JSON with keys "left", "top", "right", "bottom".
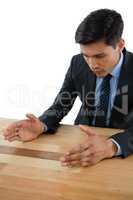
{"left": 4, "top": 9, "right": 133, "bottom": 167}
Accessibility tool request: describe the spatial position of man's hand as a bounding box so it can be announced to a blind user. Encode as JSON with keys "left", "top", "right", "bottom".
{"left": 3, "top": 114, "right": 45, "bottom": 142}
{"left": 60, "top": 125, "right": 118, "bottom": 167}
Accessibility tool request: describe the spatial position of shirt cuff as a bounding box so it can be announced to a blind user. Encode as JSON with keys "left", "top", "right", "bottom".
{"left": 40, "top": 122, "right": 48, "bottom": 133}
{"left": 110, "top": 138, "right": 122, "bottom": 156}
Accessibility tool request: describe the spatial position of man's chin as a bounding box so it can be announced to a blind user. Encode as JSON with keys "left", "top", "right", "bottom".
{"left": 94, "top": 71, "right": 108, "bottom": 77}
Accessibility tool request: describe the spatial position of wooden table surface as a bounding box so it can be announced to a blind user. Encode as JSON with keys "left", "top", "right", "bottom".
{"left": 0, "top": 118, "right": 133, "bottom": 200}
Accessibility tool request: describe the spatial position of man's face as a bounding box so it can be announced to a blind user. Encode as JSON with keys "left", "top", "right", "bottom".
{"left": 80, "top": 40, "right": 124, "bottom": 77}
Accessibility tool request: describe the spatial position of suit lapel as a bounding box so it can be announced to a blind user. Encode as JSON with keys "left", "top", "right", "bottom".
{"left": 80, "top": 68, "right": 97, "bottom": 125}
{"left": 110, "top": 49, "right": 129, "bottom": 128}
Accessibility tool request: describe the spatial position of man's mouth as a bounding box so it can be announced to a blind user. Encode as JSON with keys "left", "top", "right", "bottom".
{"left": 92, "top": 68, "right": 105, "bottom": 73}
{"left": 91, "top": 68, "right": 108, "bottom": 77}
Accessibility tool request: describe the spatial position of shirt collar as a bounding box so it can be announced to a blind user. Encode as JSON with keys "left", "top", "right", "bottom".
{"left": 110, "top": 51, "right": 124, "bottom": 78}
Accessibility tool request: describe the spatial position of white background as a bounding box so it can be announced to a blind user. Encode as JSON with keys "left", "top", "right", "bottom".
{"left": 0, "top": 0, "right": 133, "bottom": 124}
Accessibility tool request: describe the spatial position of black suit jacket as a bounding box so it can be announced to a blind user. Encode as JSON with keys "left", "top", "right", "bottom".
{"left": 39, "top": 48, "right": 133, "bottom": 158}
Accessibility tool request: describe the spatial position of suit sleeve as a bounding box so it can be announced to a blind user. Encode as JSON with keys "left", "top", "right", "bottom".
{"left": 39, "top": 56, "right": 77, "bottom": 133}
{"left": 110, "top": 112, "right": 133, "bottom": 158}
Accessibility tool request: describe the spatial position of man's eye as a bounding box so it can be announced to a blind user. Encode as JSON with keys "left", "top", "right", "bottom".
{"left": 95, "top": 55, "right": 105, "bottom": 59}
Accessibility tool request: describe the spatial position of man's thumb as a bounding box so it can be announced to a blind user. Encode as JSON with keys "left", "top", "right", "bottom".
{"left": 26, "top": 113, "right": 38, "bottom": 122}
{"left": 79, "top": 124, "right": 95, "bottom": 136}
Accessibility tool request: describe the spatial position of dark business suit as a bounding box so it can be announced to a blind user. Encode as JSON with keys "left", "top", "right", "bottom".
{"left": 39, "top": 48, "right": 133, "bottom": 158}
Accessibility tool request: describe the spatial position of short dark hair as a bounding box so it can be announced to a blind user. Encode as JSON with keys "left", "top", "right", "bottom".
{"left": 75, "top": 9, "right": 124, "bottom": 47}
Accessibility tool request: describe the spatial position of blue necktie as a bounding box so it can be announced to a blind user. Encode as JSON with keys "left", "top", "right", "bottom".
{"left": 94, "top": 74, "right": 112, "bottom": 127}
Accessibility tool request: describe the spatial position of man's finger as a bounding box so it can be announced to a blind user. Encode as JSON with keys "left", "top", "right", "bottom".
{"left": 81, "top": 156, "right": 92, "bottom": 163}
{"left": 60, "top": 153, "right": 81, "bottom": 162}
{"left": 64, "top": 147, "right": 93, "bottom": 162}
{"left": 3, "top": 122, "right": 22, "bottom": 136}
{"left": 81, "top": 147, "right": 93, "bottom": 158}
{"left": 4, "top": 133, "right": 16, "bottom": 140}
{"left": 65, "top": 143, "right": 85, "bottom": 156}
{"left": 61, "top": 160, "right": 81, "bottom": 167}
{"left": 81, "top": 162, "right": 89, "bottom": 167}
{"left": 4, "top": 128, "right": 20, "bottom": 139}
{"left": 66, "top": 140, "right": 92, "bottom": 156}
{"left": 26, "top": 113, "right": 38, "bottom": 122}
{"left": 7, "top": 135, "right": 21, "bottom": 142}
{"left": 68, "top": 160, "right": 81, "bottom": 167}
{"left": 79, "top": 125, "right": 96, "bottom": 137}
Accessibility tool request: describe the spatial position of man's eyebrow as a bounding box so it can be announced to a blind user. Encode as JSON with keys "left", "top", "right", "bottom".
{"left": 81, "top": 52, "right": 105, "bottom": 57}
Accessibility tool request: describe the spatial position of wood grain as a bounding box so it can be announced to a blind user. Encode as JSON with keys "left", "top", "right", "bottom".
{"left": 0, "top": 145, "right": 63, "bottom": 160}
{"left": 0, "top": 118, "right": 133, "bottom": 200}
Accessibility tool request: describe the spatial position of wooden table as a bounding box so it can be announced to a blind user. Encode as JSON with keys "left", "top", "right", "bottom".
{"left": 0, "top": 118, "right": 133, "bottom": 200}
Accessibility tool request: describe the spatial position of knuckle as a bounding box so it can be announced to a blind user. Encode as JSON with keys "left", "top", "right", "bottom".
{"left": 89, "top": 159, "right": 95, "bottom": 165}
{"left": 82, "top": 157, "right": 89, "bottom": 162}
{"left": 81, "top": 162, "right": 88, "bottom": 167}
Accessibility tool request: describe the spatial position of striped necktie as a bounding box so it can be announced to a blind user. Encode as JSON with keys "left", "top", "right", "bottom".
{"left": 94, "top": 74, "right": 112, "bottom": 127}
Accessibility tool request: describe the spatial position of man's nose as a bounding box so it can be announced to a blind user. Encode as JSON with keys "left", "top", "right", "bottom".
{"left": 87, "top": 57, "right": 98, "bottom": 67}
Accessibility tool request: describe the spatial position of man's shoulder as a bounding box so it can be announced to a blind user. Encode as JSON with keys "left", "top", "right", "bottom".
{"left": 125, "top": 49, "right": 133, "bottom": 61}
{"left": 70, "top": 53, "right": 89, "bottom": 70}
{"left": 124, "top": 49, "right": 133, "bottom": 72}
{"left": 69, "top": 54, "right": 90, "bottom": 77}
{"left": 126, "top": 49, "right": 133, "bottom": 55}
{"left": 71, "top": 53, "right": 85, "bottom": 63}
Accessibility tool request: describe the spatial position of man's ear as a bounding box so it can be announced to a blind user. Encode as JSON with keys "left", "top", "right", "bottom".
{"left": 117, "top": 38, "right": 125, "bottom": 51}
